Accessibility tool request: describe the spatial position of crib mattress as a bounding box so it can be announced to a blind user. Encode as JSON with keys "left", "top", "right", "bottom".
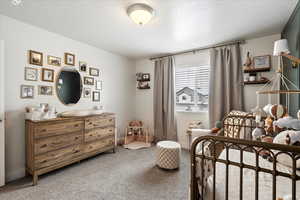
{"left": 203, "top": 149, "right": 300, "bottom": 200}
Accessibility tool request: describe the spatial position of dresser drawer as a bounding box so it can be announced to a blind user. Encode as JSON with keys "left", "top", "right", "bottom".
{"left": 85, "top": 117, "right": 115, "bottom": 129}
{"left": 84, "top": 137, "right": 114, "bottom": 154}
{"left": 85, "top": 127, "right": 114, "bottom": 143}
{"left": 35, "top": 132, "right": 83, "bottom": 155}
{"left": 35, "top": 120, "right": 84, "bottom": 139}
{"left": 34, "top": 145, "right": 82, "bottom": 170}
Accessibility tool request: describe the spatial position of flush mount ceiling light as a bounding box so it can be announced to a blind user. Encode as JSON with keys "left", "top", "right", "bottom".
{"left": 127, "top": 3, "right": 154, "bottom": 25}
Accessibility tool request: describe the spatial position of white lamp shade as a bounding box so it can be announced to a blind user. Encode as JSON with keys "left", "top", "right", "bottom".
{"left": 273, "top": 39, "right": 290, "bottom": 56}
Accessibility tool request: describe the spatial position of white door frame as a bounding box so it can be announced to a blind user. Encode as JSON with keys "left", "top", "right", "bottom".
{"left": 0, "top": 40, "right": 5, "bottom": 186}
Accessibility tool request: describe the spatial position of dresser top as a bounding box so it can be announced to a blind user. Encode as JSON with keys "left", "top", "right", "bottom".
{"left": 26, "top": 112, "right": 115, "bottom": 123}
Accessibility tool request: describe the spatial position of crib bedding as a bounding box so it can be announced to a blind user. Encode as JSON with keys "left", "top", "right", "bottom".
{"left": 201, "top": 149, "right": 300, "bottom": 200}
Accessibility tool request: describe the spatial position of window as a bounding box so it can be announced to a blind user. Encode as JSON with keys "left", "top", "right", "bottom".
{"left": 175, "top": 65, "right": 209, "bottom": 112}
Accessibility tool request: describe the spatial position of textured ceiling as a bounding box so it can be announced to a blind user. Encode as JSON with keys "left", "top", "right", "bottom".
{"left": 0, "top": 0, "right": 298, "bottom": 59}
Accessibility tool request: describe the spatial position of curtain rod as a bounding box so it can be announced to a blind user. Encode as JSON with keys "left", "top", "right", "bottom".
{"left": 149, "top": 39, "right": 245, "bottom": 61}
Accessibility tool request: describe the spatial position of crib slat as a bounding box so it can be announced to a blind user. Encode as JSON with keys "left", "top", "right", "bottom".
{"left": 292, "top": 158, "right": 296, "bottom": 200}
{"left": 213, "top": 143, "right": 216, "bottom": 200}
{"left": 225, "top": 147, "right": 229, "bottom": 200}
{"left": 272, "top": 158, "right": 277, "bottom": 200}
{"left": 240, "top": 149, "right": 243, "bottom": 200}
{"left": 255, "top": 152, "right": 259, "bottom": 200}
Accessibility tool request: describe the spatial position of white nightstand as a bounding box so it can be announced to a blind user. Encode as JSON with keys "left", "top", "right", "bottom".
{"left": 186, "top": 128, "right": 212, "bottom": 150}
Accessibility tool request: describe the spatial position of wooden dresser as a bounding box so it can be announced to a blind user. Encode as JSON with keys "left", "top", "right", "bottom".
{"left": 25, "top": 113, "right": 116, "bottom": 185}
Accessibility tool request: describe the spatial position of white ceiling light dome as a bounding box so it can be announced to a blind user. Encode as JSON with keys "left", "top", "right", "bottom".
{"left": 127, "top": 3, "right": 154, "bottom": 25}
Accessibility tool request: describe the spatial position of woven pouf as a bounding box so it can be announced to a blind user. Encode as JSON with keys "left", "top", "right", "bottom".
{"left": 156, "top": 141, "right": 181, "bottom": 170}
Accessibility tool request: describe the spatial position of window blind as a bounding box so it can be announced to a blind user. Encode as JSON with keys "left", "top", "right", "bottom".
{"left": 175, "top": 65, "right": 210, "bottom": 111}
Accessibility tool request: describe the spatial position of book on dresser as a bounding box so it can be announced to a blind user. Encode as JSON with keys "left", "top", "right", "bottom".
{"left": 25, "top": 113, "right": 116, "bottom": 185}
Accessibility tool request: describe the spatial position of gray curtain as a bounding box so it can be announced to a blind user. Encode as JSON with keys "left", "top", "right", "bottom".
{"left": 154, "top": 56, "right": 177, "bottom": 141}
{"left": 209, "top": 44, "right": 244, "bottom": 128}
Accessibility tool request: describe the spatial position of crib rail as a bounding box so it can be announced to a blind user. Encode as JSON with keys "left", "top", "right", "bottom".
{"left": 190, "top": 136, "right": 300, "bottom": 200}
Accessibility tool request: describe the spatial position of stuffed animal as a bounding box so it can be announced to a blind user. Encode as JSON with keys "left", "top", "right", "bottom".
{"left": 270, "top": 104, "right": 287, "bottom": 119}
{"left": 264, "top": 116, "right": 274, "bottom": 135}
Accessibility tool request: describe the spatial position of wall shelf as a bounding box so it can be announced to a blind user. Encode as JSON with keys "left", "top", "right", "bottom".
{"left": 244, "top": 80, "right": 270, "bottom": 85}
{"left": 243, "top": 67, "right": 271, "bottom": 73}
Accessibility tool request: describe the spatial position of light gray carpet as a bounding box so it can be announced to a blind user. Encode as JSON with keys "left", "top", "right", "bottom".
{"left": 0, "top": 147, "right": 190, "bottom": 200}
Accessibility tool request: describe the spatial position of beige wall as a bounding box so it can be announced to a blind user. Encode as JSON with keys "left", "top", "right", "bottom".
{"left": 135, "top": 34, "right": 280, "bottom": 149}
{"left": 241, "top": 34, "right": 281, "bottom": 112}
{"left": 0, "top": 15, "right": 136, "bottom": 182}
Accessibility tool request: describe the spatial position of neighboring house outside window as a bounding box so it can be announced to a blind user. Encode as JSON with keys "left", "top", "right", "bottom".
{"left": 175, "top": 65, "right": 209, "bottom": 112}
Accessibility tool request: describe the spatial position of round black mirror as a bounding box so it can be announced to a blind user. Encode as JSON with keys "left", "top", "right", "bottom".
{"left": 56, "top": 67, "right": 82, "bottom": 105}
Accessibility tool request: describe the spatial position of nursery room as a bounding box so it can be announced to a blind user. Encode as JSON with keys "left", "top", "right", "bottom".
{"left": 0, "top": 0, "right": 300, "bottom": 199}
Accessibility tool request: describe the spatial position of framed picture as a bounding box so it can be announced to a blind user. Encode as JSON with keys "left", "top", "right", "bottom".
{"left": 79, "top": 61, "right": 87, "bottom": 72}
{"left": 142, "top": 73, "right": 150, "bottom": 81}
{"left": 93, "top": 91, "right": 100, "bottom": 102}
{"left": 41, "top": 68, "right": 55, "bottom": 82}
{"left": 20, "top": 85, "right": 34, "bottom": 99}
{"left": 89, "top": 67, "right": 100, "bottom": 77}
{"left": 25, "top": 67, "right": 38, "bottom": 81}
{"left": 84, "top": 77, "right": 94, "bottom": 85}
{"left": 253, "top": 55, "right": 271, "bottom": 69}
{"left": 38, "top": 85, "right": 53, "bottom": 95}
{"left": 47, "top": 55, "right": 61, "bottom": 66}
{"left": 64, "top": 53, "right": 75, "bottom": 66}
{"left": 83, "top": 88, "right": 91, "bottom": 98}
{"left": 95, "top": 80, "right": 102, "bottom": 90}
{"left": 29, "top": 50, "right": 43, "bottom": 66}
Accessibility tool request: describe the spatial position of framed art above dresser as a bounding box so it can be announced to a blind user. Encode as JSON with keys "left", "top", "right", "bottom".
{"left": 25, "top": 113, "right": 116, "bottom": 185}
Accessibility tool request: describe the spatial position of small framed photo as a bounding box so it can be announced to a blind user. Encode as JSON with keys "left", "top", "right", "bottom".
{"left": 41, "top": 68, "right": 55, "bottom": 82}
{"left": 47, "top": 55, "right": 61, "bottom": 66}
{"left": 84, "top": 77, "right": 94, "bottom": 85}
{"left": 253, "top": 55, "right": 271, "bottom": 69}
{"left": 95, "top": 80, "right": 102, "bottom": 90}
{"left": 64, "top": 53, "right": 75, "bottom": 66}
{"left": 142, "top": 73, "right": 150, "bottom": 81}
{"left": 25, "top": 67, "right": 38, "bottom": 81}
{"left": 93, "top": 91, "right": 100, "bottom": 102}
{"left": 79, "top": 61, "right": 87, "bottom": 72}
{"left": 89, "top": 67, "right": 100, "bottom": 77}
{"left": 29, "top": 50, "right": 43, "bottom": 66}
{"left": 83, "top": 88, "right": 91, "bottom": 98}
{"left": 38, "top": 85, "right": 53, "bottom": 96}
{"left": 20, "top": 85, "right": 34, "bottom": 99}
